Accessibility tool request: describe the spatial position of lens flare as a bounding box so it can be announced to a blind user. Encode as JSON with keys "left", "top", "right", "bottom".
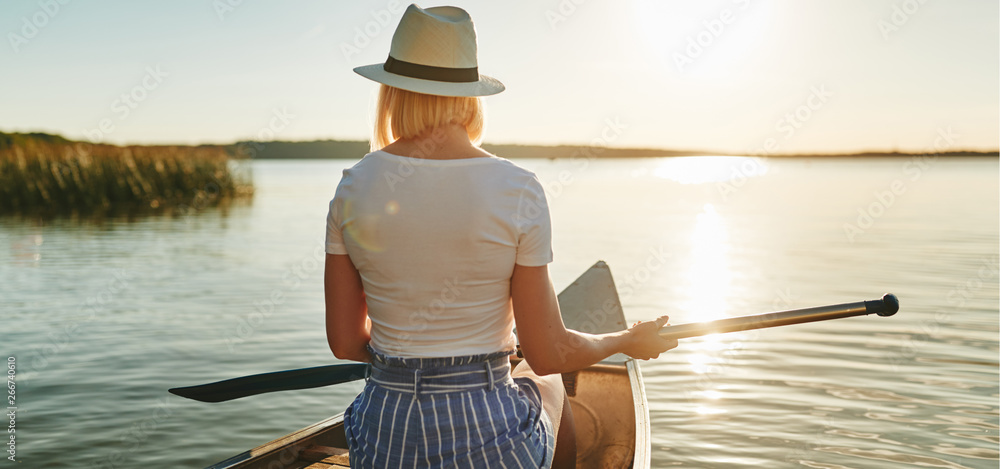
{"left": 385, "top": 200, "right": 400, "bottom": 215}
{"left": 342, "top": 198, "right": 386, "bottom": 253}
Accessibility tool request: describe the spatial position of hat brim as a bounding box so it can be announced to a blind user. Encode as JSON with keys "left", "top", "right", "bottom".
{"left": 354, "top": 63, "right": 504, "bottom": 97}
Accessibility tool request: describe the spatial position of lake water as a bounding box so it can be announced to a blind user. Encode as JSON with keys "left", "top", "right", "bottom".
{"left": 4, "top": 156, "right": 998, "bottom": 468}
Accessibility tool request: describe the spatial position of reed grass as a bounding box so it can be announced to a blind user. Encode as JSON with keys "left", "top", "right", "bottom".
{"left": 0, "top": 133, "right": 253, "bottom": 217}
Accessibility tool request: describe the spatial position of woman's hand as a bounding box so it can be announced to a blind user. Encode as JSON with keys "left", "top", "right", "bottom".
{"left": 622, "top": 315, "right": 678, "bottom": 360}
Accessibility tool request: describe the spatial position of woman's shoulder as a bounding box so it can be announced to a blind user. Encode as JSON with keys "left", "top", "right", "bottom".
{"left": 330, "top": 152, "right": 382, "bottom": 191}
{"left": 337, "top": 151, "right": 394, "bottom": 177}
{"left": 338, "top": 150, "right": 541, "bottom": 187}
{"left": 479, "top": 152, "right": 538, "bottom": 178}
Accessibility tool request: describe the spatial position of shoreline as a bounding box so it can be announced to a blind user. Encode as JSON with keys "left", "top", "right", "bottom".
{"left": 3, "top": 132, "right": 996, "bottom": 160}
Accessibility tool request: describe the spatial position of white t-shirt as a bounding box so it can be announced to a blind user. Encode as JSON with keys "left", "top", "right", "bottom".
{"left": 326, "top": 150, "right": 553, "bottom": 358}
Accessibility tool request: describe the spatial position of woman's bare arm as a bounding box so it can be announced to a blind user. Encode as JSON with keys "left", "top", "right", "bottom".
{"left": 511, "top": 263, "right": 677, "bottom": 375}
{"left": 324, "top": 253, "right": 371, "bottom": 363}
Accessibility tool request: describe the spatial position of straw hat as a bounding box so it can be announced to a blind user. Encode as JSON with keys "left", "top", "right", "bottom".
{"left": 353, "top": 4, "right": 504, "bottom": 97}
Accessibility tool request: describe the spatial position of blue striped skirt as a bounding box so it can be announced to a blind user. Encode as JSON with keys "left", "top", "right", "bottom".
{"left": 343, "top": 346, "right": 555, "bottom": 468}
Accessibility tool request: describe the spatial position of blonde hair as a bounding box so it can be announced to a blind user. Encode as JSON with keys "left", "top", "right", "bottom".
{"left": 371, "top": 85, "right": 485, "bottom": 151}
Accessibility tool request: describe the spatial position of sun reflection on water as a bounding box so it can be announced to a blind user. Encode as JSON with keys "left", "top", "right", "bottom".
{"left": 653, "top": 156, "right": 768, "bottom": 185}
{"left": 695, "top": 406, "right": 727, "bottom": 415}
{"left": 679, "top": 203, "right": 732, "bottom": 322}
{"left": 679, "top": 202, "right": 737, "bottom": 417}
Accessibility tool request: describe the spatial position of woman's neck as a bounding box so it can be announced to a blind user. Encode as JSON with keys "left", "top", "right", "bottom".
{"left": 381, "top": 124, "right": 492, "bottom": 160}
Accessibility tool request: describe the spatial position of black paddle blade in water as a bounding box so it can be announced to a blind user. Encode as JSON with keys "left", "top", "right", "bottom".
{"left": 169, "top": 363, "right": 371, "bottom": 403}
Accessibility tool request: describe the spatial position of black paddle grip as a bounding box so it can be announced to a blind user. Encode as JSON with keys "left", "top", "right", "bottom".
{"left": 865, "top": 293, "right": 899, "bottom": 317}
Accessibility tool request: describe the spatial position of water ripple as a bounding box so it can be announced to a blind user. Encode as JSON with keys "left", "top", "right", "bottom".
{"left": 785, "top": 380, "right": 994, "bottom": 410}
{"left": 814, "top": 446, "right": 973, "bottom": 468}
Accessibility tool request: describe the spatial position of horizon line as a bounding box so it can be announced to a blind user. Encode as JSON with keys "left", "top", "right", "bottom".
{"left": 3, "top": 129, "right": 998, "bottom": 158}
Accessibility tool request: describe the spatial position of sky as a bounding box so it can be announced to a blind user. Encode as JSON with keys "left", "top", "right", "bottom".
{"left": 1, "top": 0, "right": 997, "bottom": 155}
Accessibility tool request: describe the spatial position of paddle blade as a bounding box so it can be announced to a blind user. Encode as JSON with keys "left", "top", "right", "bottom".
{"left": 169, "top": 363, "right": 370, "bottom": 403}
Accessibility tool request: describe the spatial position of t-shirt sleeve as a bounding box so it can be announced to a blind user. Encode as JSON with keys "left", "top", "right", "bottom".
{"left": 325, "top": 198, "right": 348, "bottom": 255}
{"left": 514, "top": 175, "right": 553, "bottom": 266}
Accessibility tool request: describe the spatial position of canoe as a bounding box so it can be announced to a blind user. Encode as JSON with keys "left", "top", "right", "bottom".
{"left": 207, "top": 261, "right": 650, "bottom": 469}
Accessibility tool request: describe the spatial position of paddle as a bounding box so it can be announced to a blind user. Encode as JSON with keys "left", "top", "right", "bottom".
{"left": 658, "top": 293, "right": 899, "bottom": 340}
{"left": 168, "top": 363, "right": 370, "bottom": 403}
{"left": 170, "top": 294, "right": 898, "bottom": 403}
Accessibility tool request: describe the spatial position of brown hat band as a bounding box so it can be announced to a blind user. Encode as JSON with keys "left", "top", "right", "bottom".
{"left": 383, "top": 55, "right": 479, "bottom": 83}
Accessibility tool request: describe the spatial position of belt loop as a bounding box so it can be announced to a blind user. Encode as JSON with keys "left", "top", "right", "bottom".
{"left": 485, "top": 361, "right": 494, "bottom": 391}
{"left": 413, "top": 368, "right": 422, "bottom": 395}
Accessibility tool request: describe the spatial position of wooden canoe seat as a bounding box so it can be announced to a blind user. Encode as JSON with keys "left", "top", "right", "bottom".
{"left": 565, "top": 364, "right": 636, "bottom": 469}
{"left": 298, "top": 444, "right": 350, "bottom": 468}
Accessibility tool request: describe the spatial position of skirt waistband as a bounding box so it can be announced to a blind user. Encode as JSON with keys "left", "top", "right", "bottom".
{"left": 368, "top": 345, "right": 513, "bottom": 395}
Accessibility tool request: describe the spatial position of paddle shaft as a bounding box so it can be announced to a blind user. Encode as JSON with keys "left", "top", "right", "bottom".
{"left": 658, "top": 294, "right": 898, "bottom": 340}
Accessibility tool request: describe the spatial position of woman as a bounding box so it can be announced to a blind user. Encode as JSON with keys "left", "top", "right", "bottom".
{"left": 325, "top": 5, "right": 677, "bottom": 468}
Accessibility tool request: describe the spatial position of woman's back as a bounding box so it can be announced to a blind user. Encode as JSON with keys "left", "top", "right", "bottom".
{"left": 328, "top": 149, "right": 559, "bottom": 468}
{"left": 327, "top": 150, "right": 551, "bottom": 357}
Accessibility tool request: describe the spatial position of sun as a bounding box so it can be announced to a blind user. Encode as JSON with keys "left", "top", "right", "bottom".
{"left": 631, "top": 1, "right": 775, "bottom": 80}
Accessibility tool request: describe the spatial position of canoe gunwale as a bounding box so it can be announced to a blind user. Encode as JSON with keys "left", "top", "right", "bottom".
{"left": 627, "top": 359, "right": 651, "bottom": 469}
{"left": 206, "top": 413, "right": 346, "bottom": 469}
